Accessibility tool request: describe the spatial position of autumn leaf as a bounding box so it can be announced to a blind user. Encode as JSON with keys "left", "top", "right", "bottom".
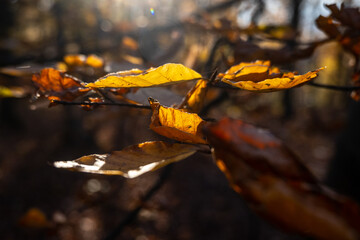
{"left": 218, "top": 60, "right": 281, "bottom": 82}
{"left": 178, "top": 79, "right": 208, "bottom": 113}
{"left": 204, "top": 118, "right": 360, "bottom": 240}
{"left": 54, "top": 141, "right": 198, "bottom": 178}
{"left": 86, "top": 63, "right": 202, "bottom": 88}
{"left": 219, "top": 61, "right": 324, "bottom": 92}
{"left": 149, "top": 98, "right": 207, "bottom": 144}
{"left": 64, "top": 54, "right": 104, "bottom": 68}
{"left": 32, "top": 68, "right": 90, "bottom": 102}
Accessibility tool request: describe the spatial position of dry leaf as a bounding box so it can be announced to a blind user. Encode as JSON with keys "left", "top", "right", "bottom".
{"left": 32, "top": 68, "right": 90, "bottom": 102}
{"left": 86, "top": 63, "right": 202, "bottom": 88}
{"left": 178, "top": 79, "right": 208, "bottom": 113}
{"left": 204, "top": 118, "right": 360, "bottom": 240}
{"left": 54, "top": 141, "right": 198, "bottom": 178}
{"left": 149, "top": 98, "right": 207, "bottom": 144}
{"left": 220, "top": 62, "right": 324, "bottom": 92}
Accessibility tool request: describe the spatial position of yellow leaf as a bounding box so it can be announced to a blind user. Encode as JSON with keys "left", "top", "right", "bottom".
{"left": 178, "top": 79, "right": 208, "bottom": 113}
{"left": 54, "top": 141, "right": 198, "bottom": 178}
{"left": 64, "top": 54, "right": 86, "bottom": 66}
{"left": 221, "top": 66, "right": 324, "bottom": 92}
{"left": 0, "top": 86, "right": 26, "bottom": 98}
{"left": 86, "top": 63, "right": 202, "bottom": 88}
{"left": 149, "top": 98, "right": 207, "bottom": 144}
{"left": 85, "top": 54, "right": 104, "bottom": 68}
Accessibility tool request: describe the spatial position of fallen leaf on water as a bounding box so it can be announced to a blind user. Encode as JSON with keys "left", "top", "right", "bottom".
{"left": 204, "top": 118, "right": 360, "bottom": 240}
{"left": 54, "top": 141, "right": 198, "bottom": 178}
{"left": 149, "top": 98, "right": 207, "bottom": 144}
{"left": 86, "top": 63, "right": 202, "bottom": 88}
{"left": 32, "top": 68, "right": 90, "bottom": 102}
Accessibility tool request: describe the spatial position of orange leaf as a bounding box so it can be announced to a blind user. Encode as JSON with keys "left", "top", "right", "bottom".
{"left": 54, "top": 141, "right": 198, "bottom": 178}
{"left": 204, "top": 118, "right": 360, "bottom": 240}
{"left": 32, "top": 68, "right": 90, "bottom": 102}
{"left": 149, "top": 98, "right": 207, "bottom": 144}
{"left": 19, "top": 208, "right": 50, "bottom": 229}
{"left": 178, "top": 79, "right": 208, "bottom": 113}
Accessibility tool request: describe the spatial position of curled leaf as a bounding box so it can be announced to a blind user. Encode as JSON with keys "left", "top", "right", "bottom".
{"left": 149, "top": 98, "right": 207, "bottom": 144}
{"left": 32, "top": 68, "right": 90, "bottom": 102}
{"left": 178, "top": 79, "right": 208, "bottom": 113}
{"left": 54, "top": 141, "right": 198, "bottom": 178}
{"left": 86, "top": 63, "right": 202, "bottom": 88}
{"left": 219, "top": 61, "right": 324, "bottom": 92}
{"left": 204, "top": 118, "right": 360, "bottom": 240}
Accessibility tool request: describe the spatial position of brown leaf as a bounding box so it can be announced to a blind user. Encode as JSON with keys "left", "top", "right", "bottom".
{"left": 54, "top": 141, "right": 198, "bottom": 178}
{"left": 204, "top": 118, "right": 360, "bottom": 240}
{"left": 219, "top": 61, "right": 324, "bottom": 92}
{"left": 32, "top": 68, "right": 90, "bottom": 102}
{"left": 149, "top": 98, "right": 207, "bottom": 144}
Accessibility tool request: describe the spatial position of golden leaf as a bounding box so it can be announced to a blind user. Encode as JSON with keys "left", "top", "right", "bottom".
{"left": 221, "top": 65, "right": 324, "bottom": 92}
{"left": 54, "top": 141, "right": 198, "bottom": 178}
{"left": 149, "top": 98, "right": 207, "bottom": 144}
{"left": 86, "top": 63, "right": 202, "bottom": 88}
{"left": 178, "top": 79, "right": 208, "bottom": 113}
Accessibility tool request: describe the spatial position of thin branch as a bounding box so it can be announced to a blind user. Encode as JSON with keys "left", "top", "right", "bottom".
{"left": 104, "top": 165, "right": 173, "bottom": 240}
{"left": 51, "top": 100, "right": 152, "bottom": 109}
{"left": 308, "top": 82, "right": 360, "bottom": 91}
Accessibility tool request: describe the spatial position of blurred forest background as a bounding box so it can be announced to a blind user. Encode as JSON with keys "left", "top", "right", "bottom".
{"left": 1, "top": 0, "right": 360, "bottom": 239}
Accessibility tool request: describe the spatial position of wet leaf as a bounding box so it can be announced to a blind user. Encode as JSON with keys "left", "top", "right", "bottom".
{"left": 54, "top": 141, "right": 198, "bottom": 178}
{"left": 204, "top": 118, "right": 360, "bottom": 240}
{"left": 219, "top": 62, "right": 324, "bottom": 92}
{"left": 86, "top": 63, "right": 202, "bottom": 88}
{"left": 149, "top": 98, "right": 207, "bottom": 144}
{"left": 32, "top": 68, "right": 90, "bottom": 102}
{"left": 178, "top": 79, "right": 208, "bottom": 113}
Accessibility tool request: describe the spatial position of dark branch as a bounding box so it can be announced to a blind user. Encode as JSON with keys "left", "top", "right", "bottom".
{"left": 104, "top": 165, "right": 173, "bottom": 240}
{"left": 308, "top": 82, "right": 360, "bottom": 91}
{"left": 51, "top": 100, "right": 152, "bottom": 109}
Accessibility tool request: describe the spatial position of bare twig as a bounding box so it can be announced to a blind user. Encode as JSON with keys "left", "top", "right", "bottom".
{"left": 51, "top": 100, "right": 152, "bottom": 109}
{"left": 308, "top": 82, "right": 360, "bottom": 91}
{"left": 104, "top": 165, "right": 173, "bottom": 240}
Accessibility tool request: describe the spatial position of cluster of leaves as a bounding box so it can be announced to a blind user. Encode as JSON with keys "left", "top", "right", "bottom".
{"left": 23, "top": 3, "right": 360, "bottom": 240}
{"left": 29, "top": 56, "right": 360, "bottom": 239}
